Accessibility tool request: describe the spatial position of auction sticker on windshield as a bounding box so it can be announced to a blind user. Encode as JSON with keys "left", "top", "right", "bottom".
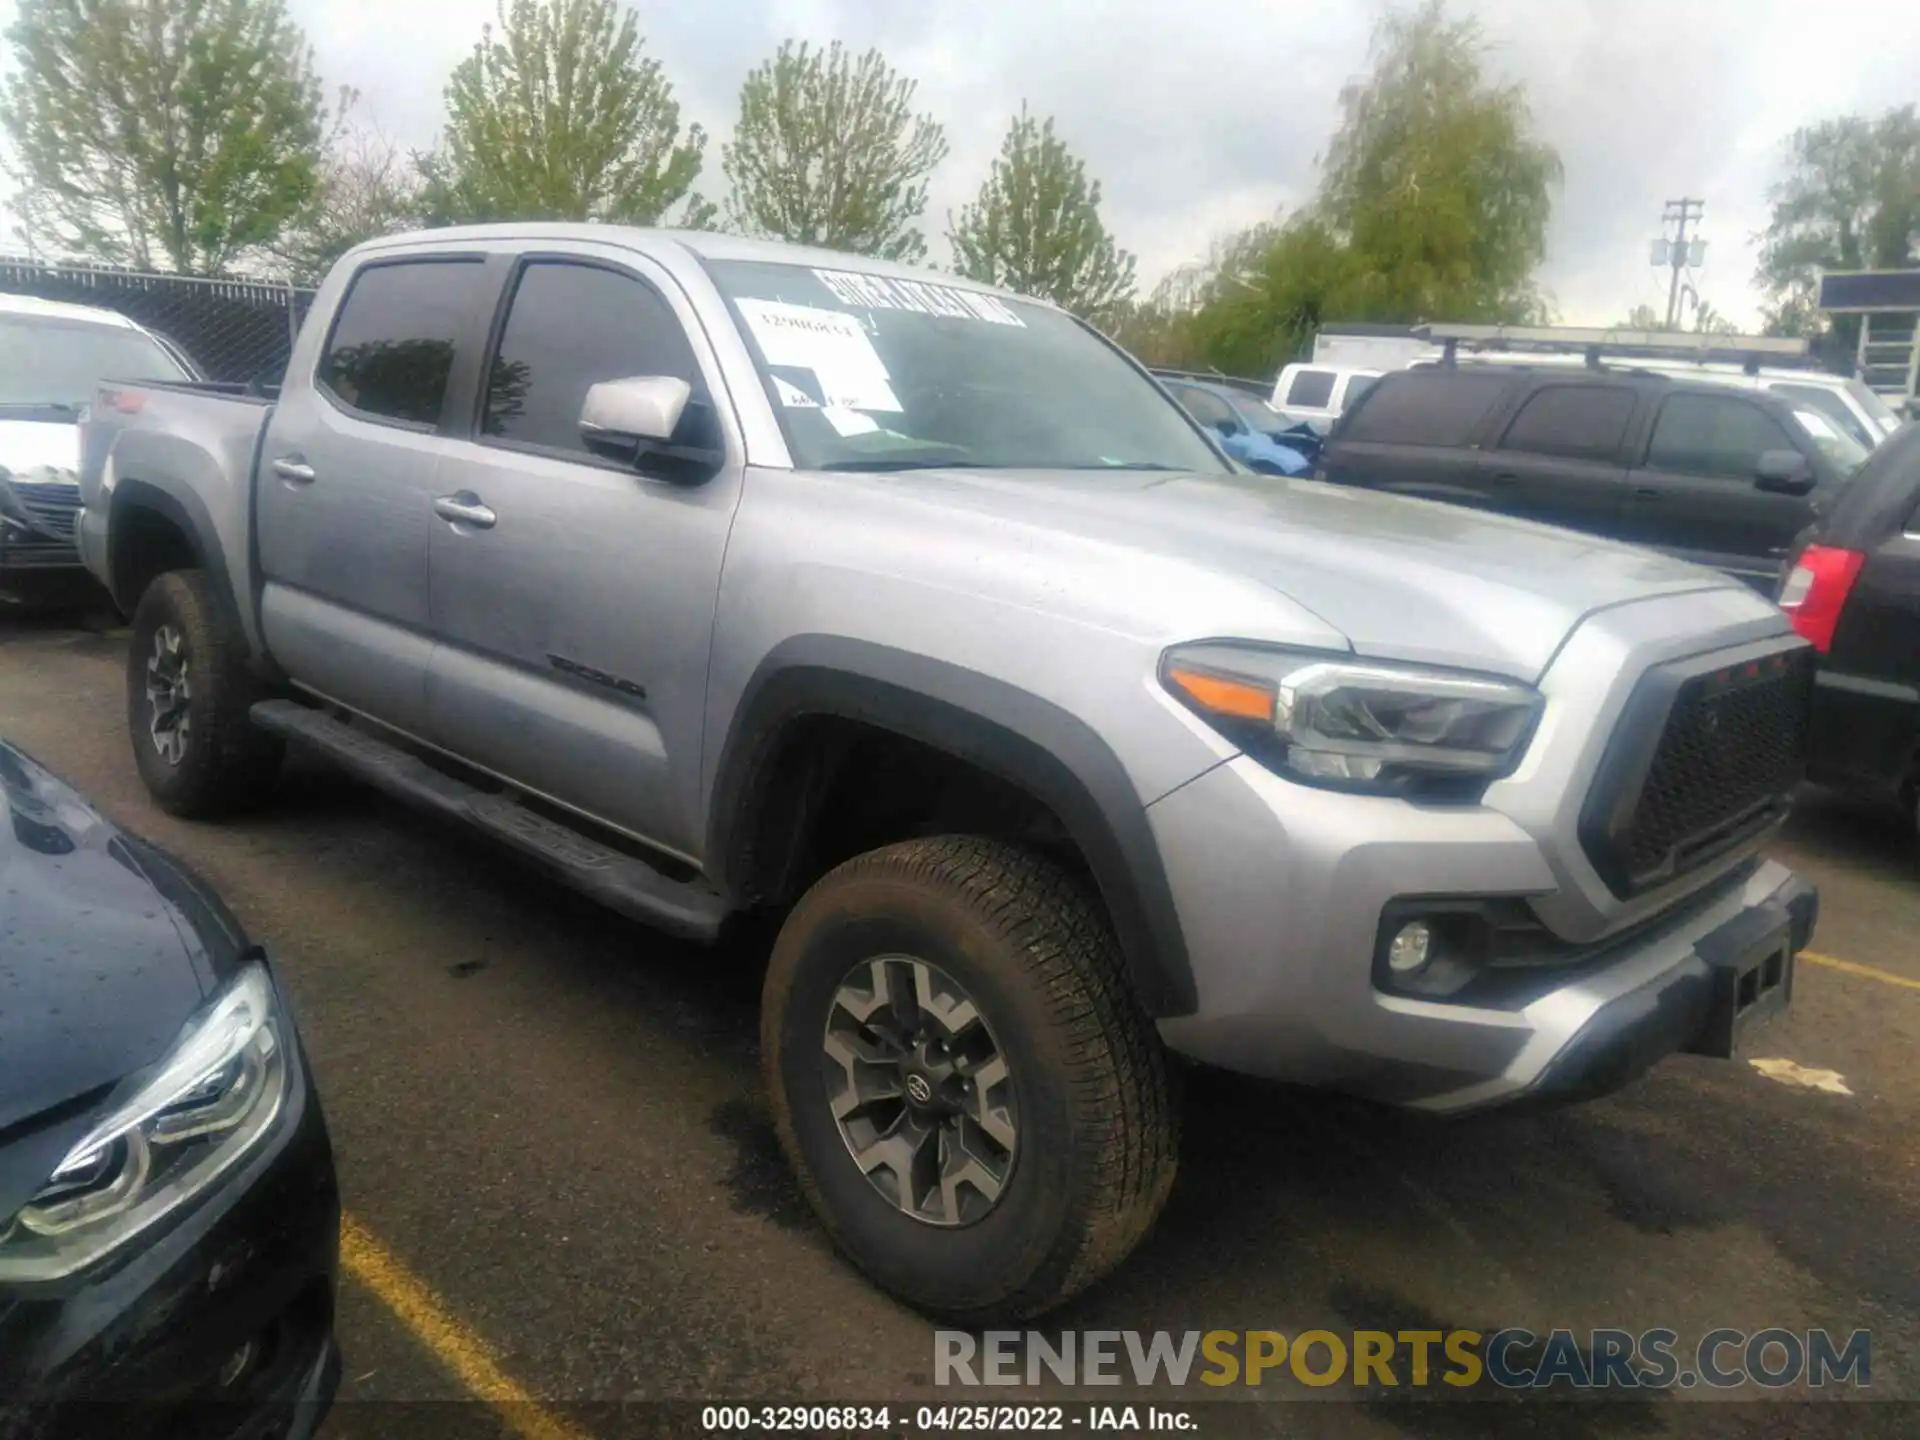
{"left": 735, "top": 298, "right": 903, "bottom": 413}
{"left": 813, "top": 268, "right": 1027, "bottom": 326}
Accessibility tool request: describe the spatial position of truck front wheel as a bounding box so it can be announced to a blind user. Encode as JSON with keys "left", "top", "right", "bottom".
{"left": 127, "top": 570, "right": 282, "bottom": 818}
{"left": 762, "top": 835, "right": 1178, "bottom": 1321}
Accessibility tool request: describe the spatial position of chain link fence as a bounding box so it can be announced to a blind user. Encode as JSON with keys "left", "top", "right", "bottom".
{"left": 0, "top": 256, "right": 317, "bottom": 384}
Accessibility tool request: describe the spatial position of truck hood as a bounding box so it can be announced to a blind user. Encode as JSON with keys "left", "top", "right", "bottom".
{"left": 0, "top": 744, "right": 226, "bottom": 1219}
{"left": 871, "top": 468, "right": 1750, "bottom": 680}
{"left": 0, "top": 417, "right": 80, "bottom": 476}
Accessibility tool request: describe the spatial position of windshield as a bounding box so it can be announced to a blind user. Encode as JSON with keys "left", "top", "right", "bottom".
{"left": 706, "top": 260, "right": 1223, "bottom": 472}
{"left": 1846, "top": 378, "right": 1903, "bottom": 438}
{"left": 0, "top": 314, "right": 189, "bottom": 409}
{"left": 1770, "top": 381, "right": 1877, "bottom": 450}
{"left": 1225, "top": 391, "right": 1284, "bottom": 432}
{"left": 1790, "top": 406, "right": 1872, "bottom": 474}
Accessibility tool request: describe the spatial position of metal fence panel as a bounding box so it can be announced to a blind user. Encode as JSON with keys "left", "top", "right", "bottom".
{"left": 0, "top": 256, "right": 316, "bottom": 384}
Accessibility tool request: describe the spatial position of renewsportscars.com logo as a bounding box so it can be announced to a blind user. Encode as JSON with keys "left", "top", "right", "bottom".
{"left": 935, "top": 1328, "right": 1872, "bottom": 1391}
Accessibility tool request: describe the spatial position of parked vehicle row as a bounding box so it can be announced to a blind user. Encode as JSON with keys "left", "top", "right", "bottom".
{"left": 66, "top": 224, "right": 1818, "bottom": 1329}
{"left": 1318, "top": 362, "right": 1867, "bottom": 589}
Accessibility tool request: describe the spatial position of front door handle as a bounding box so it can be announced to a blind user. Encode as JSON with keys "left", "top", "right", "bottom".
{"left": 433, "top": 493, "right": 497, "bottom": 530}
{"left": 271, "top": 456, "right": 316, "bottom": 484}
{"left": 1491, "top": 471, "right": 1520, "bottom": 486}
{"left": 1633, "top": 486, "right": 1661, "bottom": 500}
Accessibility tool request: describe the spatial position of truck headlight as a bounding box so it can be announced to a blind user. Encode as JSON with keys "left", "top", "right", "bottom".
{"left": 0, "top": 963, "right": 289, "bottom": 1282}
{"left": 1161, "top": 642, "right": 1542, "bottom": 798}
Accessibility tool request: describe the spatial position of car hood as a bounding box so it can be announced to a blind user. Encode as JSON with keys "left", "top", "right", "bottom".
{"left": 0, "top": 744, "right": 237, "bottom": 1217}
{"left": 0, "top": 418, "right": 80, "bottom": 477}
{"left": 872, "top": 468, "right": 1754, "bottom": 679}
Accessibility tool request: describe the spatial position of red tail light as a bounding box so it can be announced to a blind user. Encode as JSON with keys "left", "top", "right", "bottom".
{"left": 1778, "top": 544, "right": 1866, "bottom": 653}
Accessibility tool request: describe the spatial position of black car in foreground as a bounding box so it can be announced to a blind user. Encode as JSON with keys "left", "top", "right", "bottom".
{"left": 0, "top": 743, "right": 338, "bottom": 1438}
{"left": 1779, "top": 423, "right": 1920, "bottom": 822}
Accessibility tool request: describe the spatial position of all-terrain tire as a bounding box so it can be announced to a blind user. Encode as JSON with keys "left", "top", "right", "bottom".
{"left": 127, "top": 570, "right": 283, "bottom": 818}
{"left": 762, "top": 835, "right": 1178, "bottom": 1322}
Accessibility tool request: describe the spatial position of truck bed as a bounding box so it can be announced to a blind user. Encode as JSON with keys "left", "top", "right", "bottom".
{"left": 76, "top": 377, "right": 280, "bottom": 605}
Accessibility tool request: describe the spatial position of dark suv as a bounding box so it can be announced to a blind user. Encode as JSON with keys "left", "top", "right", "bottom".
{"left": 1321, "top": 365, "right": 1867, "bottom": 588}
{"left": 1779, "top": 423, "right": 1920, "bottom": 821}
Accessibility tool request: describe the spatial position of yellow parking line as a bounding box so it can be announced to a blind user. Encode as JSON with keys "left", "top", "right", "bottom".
{"left": 340, "top": 1211, "right": 592, "bottom": 1440}
{"left": 1801, "top": 951, "right": 1920, "bottom": 993}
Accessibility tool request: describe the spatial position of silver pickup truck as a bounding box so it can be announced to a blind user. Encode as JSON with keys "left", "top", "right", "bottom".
{"left": 78, "top": 224, "right": 1818, "bottom": 1320}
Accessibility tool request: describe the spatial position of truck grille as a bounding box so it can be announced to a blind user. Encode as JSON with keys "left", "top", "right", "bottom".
{"left": 7, "top": 478, "right": 81, "bottom": 541}
{"left": 1580, "top": 643, "right": 1813, "bottom": 897}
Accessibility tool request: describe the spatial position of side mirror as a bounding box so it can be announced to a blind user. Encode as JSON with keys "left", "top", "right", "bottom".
{"left": 1754, "top": 449, "right": 1815, "bottom": 496}
{"left": 579, "top": 375, "right": 691, "bottom": 457}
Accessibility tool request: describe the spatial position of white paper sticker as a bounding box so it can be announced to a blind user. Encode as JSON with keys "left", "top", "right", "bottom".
{"left": 773, "top": 376, "right": 818, "bottom": 408}
{"left": 736, "top": 299, "right": 903, "bottom": 412}
{"left": 821, "top": 405, "right": 880, "bottom": 437}
{"left": 813, "top": 268, "right": 1027, "bottom": 327}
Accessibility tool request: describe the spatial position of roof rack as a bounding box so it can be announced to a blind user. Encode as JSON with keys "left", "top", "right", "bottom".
{"left": 1412, "top": 323, "right": 1810, "bottom": 376}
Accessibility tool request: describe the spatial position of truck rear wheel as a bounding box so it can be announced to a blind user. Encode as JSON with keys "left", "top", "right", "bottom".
{"left": 762, "top": 835, "right": 1177, "bottom": 1321}
{"left": 127, "top": 570, "right": 282, "bottom": 818}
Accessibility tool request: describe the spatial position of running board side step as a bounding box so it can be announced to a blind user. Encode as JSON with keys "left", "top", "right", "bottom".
{"left": 250, "top": 700, "right": 726, "bottom": 942}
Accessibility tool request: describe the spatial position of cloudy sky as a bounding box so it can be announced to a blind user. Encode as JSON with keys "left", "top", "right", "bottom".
{"left": 3, "top": 0, "right": 1916, "bottom": 327}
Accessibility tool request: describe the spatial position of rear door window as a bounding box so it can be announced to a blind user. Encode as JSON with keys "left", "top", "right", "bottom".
{"left": 1285, "top": 369, "right": 1337, "bottom": 408}
{"left": 1497, "top": 385, "right": 1636, "bottom": 461}
{"left": 1340, "top": 371, "right": 1509, "bottom": 447}
{"left": 317, "top": 259, "right": 483, "bottom": 427}
{"left": 1645, "top": 394, "right": 1795, "bottom": 480}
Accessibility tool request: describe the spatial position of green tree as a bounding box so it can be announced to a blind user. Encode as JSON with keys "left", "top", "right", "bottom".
{"left": 949, "top": 105, "right": 1135, "bottom": 322}
{"left": 421, "top": 0, "right": 706, "bottom": 226}
{"left": 1166, "top": 1, "right": 1562, "bottom": 379}
{"left": 721, "top": 40, "right": 948, "bottom": 261}
{"left": 1757, "top": 106, "right": 1920, "bottom": 338}
{"left": 0, "top": 0, "right": 329, "bottom": 275}
{"left": 1620, "top": 303, "right": 1664, "bottom": 330}
{"left": 1185, "top": 216, "right": 1361, "bottom": 378}
{"left": 1319, "top": 0, "right": 1562, "bottom": 322}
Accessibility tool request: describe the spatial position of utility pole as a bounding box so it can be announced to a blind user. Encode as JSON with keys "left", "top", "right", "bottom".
{"left": 1659, "top": 198, "right": 1705, "bottom": 330}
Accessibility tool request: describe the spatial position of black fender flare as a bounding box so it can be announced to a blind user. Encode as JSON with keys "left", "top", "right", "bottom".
{"left": 707, "top": 637, "right": 1196, "bottom": 1017}
{"left": 106, "top": 478, "right": 239, "bottom": 625}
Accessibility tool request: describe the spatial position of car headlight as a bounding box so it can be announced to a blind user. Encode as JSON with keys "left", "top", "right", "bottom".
{"left": 1161, "top": 642, "right": 1543, "bottom": 798}
{"left": 0, "top": 962, "right": 288, "bottom": 1282}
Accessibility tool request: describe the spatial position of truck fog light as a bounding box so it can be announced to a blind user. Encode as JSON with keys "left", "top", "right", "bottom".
{"left": 1387, "top": 920, "right": 1433, "bottom": 975}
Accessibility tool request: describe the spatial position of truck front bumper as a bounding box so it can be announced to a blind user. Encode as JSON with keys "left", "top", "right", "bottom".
{"left": 1147, "top": 754, "right": 1815, "bottom": 1114}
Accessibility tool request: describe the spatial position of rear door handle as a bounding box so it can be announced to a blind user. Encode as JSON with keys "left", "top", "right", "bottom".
{"left": 1491, "top": 471, "right": 1519, "bottom": 486}
{"left": 433, "top": 493, "right": 497, "bottom": 530}
{"left": 271, "top": 457, "right": 316, "bottom": 484}
{"left": 1633, "top": 486, "right": 1661, "bottom": 500}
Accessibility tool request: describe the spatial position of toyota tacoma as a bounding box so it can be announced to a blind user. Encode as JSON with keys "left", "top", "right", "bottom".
{"left": 77, "top": 225, "right": 1817, "bottom": 1320}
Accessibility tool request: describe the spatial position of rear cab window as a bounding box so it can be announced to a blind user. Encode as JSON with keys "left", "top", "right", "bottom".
{"left": 1285, "top": 369, "right": 1337, "bottom": 409}
{"left": 1338, "top": 370, "right": 1509, "bottom": 447}
{"left": 317, "top": 259, "right": 484, "bottom": 427}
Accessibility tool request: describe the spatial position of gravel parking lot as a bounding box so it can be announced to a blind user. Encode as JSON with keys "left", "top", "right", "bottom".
{"left": 3, "top": 609, "right": 1915, "bottom": 1438}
